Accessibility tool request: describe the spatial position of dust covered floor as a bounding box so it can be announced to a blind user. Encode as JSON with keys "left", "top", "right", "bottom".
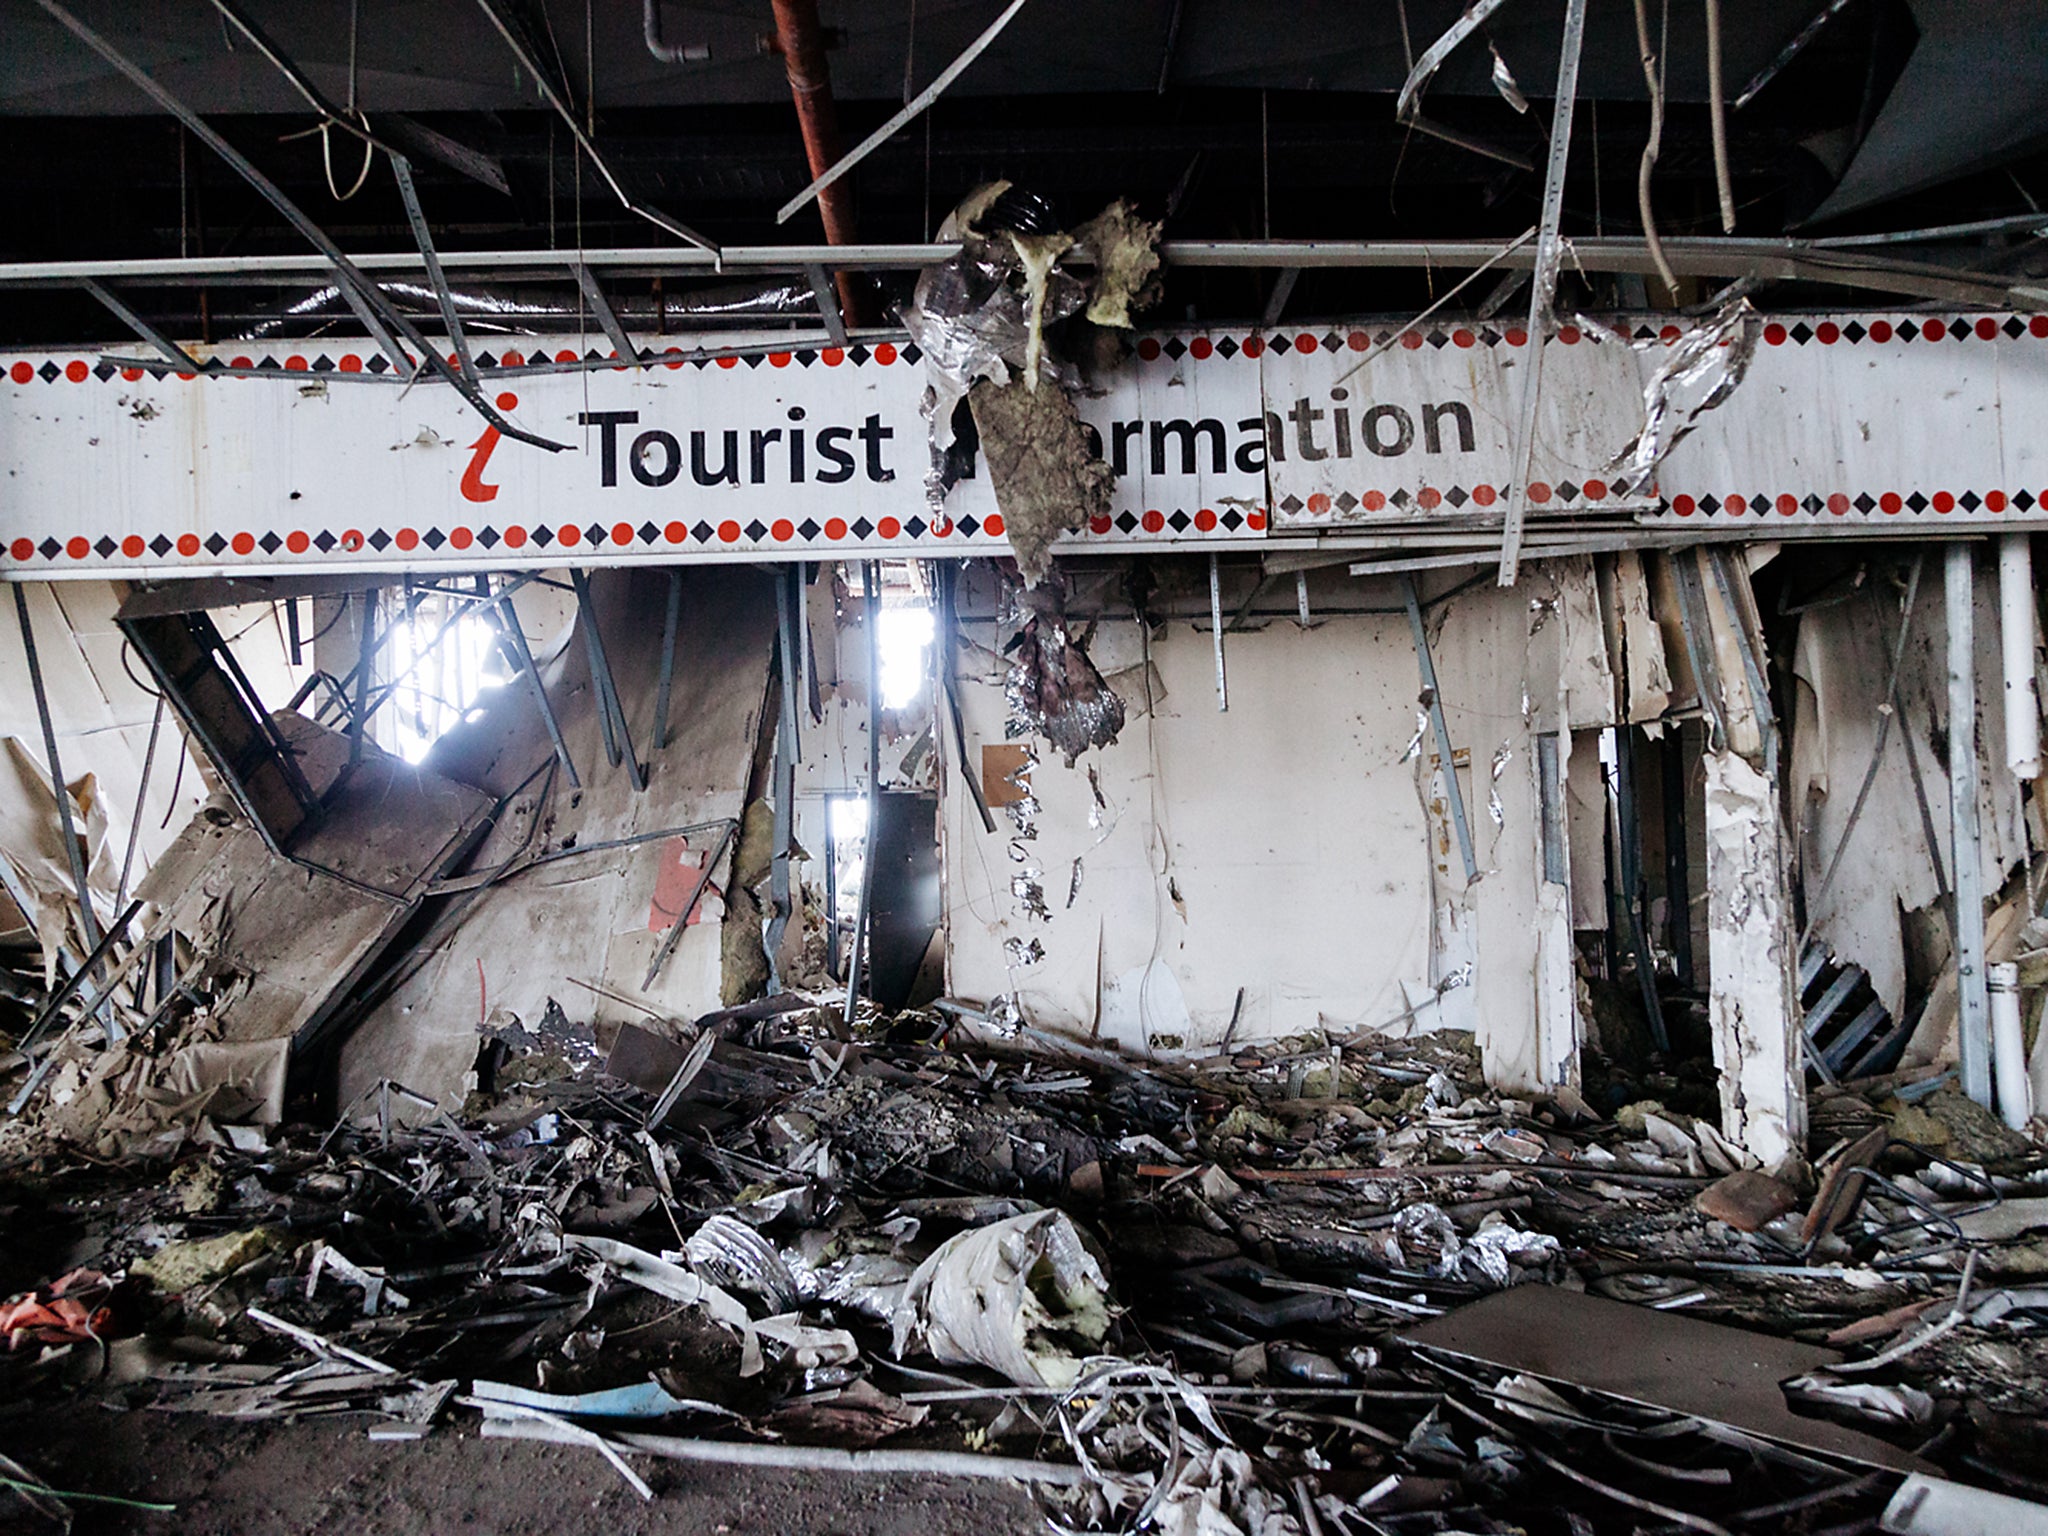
{"left": 2, "top": 1399, "right": 1041, "bottom": 1535}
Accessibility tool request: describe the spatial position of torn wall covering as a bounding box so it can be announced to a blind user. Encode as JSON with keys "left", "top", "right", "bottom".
{"left": 338, "top": 568, "right": 777, "bottom": 1112}
{"left": 1791, "top": 560, "right": 2032, "bottom": 1021}
{"left": 940, "top": 561, "right": 1561, "bottom": 1093}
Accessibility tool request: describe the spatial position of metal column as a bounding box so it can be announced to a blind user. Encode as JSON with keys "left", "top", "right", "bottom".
{"left": 1946, "top": 542, "right": 1992, "bottom": 1107}
{"left": 1401, "top": 576, "right": 1477, "bottom": 884}
{"left": 844, "top": 562, "right": 883, "bottom": 1027}
{"left": 764, "top": 566, "right": 803, "bottom": 993}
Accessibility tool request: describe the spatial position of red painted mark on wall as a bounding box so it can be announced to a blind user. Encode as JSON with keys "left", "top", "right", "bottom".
{"left": 648, "top": 836, "right": 720, "bottom": 932}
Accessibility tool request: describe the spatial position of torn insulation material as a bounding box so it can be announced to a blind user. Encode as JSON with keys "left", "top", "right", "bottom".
{"left": 970, "top": 377, "right": 1116, "bottom": 586}
{"left": 1005, "top": 613, "right": 1128, "bottom": 765}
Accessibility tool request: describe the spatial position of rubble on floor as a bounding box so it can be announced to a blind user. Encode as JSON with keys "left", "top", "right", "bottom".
{"left": 4, "top": 1002, "right": 2048, "bottom": 1533}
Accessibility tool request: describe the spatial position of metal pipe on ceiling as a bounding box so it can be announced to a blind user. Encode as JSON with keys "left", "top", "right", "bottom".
{"left": 768, "top": 0, "right": 869, "bottom": 327}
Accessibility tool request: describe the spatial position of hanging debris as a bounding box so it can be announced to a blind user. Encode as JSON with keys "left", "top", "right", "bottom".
{"left": 1605, "top": 297, "right": 1762, "bottom": 492}
{"left": 1005, "top": 611, "right": 1127, "bottom": 766}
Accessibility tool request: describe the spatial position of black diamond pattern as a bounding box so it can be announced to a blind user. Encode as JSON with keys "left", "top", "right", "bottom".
{"left": 955, "top": 516, "right": 979, "bottom": 536}
{"left": 2016, "top": 491, "right": 2038, "bottom": 511}
{"left": 37, "top": 362, "right": 58, "bottom": 381}
{"left": 38, "top": 538, "right": 60, "bottom": 558}
{"left": 2007, "top": 318, "right": 2028, "bottom": 338}
{"left": 478, "top": 527, "right": 500, "bottom": 548}
{"left": 1335, "top": 491, "right": 1358, "bottom": 512}
{"left": 848, "top": 345, "right": 871, "bottom": 364}
{"left": 1390, "top": 489, "right": 1410, "bottom": 507}
{"left": 1215, "top": 338, "right": 1239, "bottom": 358}
{"left": 1951, "top": 319, "right": 1971, "bottom": 342}
{"left": 1168, "top": 511, "right": 1190, "bottom": 531}
{"left": 258, "top": 532, "right": 282, "bottom": 553}
{"left": 1804, "top": 494, "right": 1824, "bottom": 513}
{"left": 1699, "top": 496, "right": 1720, "bottom": 513}
{"left": 1115, "top": 512, "right": 1139, "bottom": 532}
{"left": 798, "top": 518, "right": 821, "bottom": 538}
{"left": 423, "top": 529, "right": 445, "bottom": 550}
{"left": 1960, "top": 491, "right": 1982, "bottom": 511}
{"left": 901, "top": 343, "right": 922, "bottom": 365}
{"left": 691, "top": 521, "right": 714, "bottom": 542}
{"left": 311, "top": 355, "right": 334, "bottom": 372}
{"left": 93, "top": 536, "right": 116, "bottom": 557}
{"left": 585, "top": 522, "right": 606, "bottom": 545}
{"left": 368, "top": 356, "right": 391, "bottom": 373}
{"left": 1556, "top": 482, "right": 1580, "bottom": 502}
{"left": 1220, "top": 510, "right": 1243, "bottom": 530}
{"left": 1853, "top": 493, "right": 1876, "bottom": 512}
{"left": 366, "top": 529, "right": 390, "bottom": 551}
{"left": 531, "top": 526, "right": 553, "bottom": 547}
{"left": 94, "top": 362, "right": 118, "bottom": 380}
{"left": 1269, "top": 335, "right": 1292, "bottom": 354}
{"left": 1790, "top": 323, "right": 1814, "bottom": 344}
{"left": 1906, "top": 492, "right": 1929, "bottom": 512}
{"left": 1446, "top": 486, "right": 1469, "bottom": 507}
{"left": 904, "top": 517, "right": 927, "bottom": 538}
{"left": 844, "top": 518, "right": 869, "bottom": 538}
{"left": 1278, "top": 495, "right": 1304, "bottom": 512}
{"left": 313, "top": 531, "right": 336, "bottom": 552}
{"left": 746, "top": 520, "right": 770, "bottom": 540}
{"left": 1162, "top": 339, "right": 1187, "bottom": 358}
{"left": 638, "top": 522, "right": 659, "bottom": 543}
{"left": 1897, "top": 321, "right": 1919, "bottom": 341}
{"left": 203, "top": 533, "right": 227, "bottom": 554}
{"left": 1843, "top": 321, "right": 1866, "bottom": 343}
{"left": 148, "top": 535, "right": 172, "bottom": 556}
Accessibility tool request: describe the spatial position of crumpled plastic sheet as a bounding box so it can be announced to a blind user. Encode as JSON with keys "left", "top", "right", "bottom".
{"left": 1605, "top": 297, "right": 1762, "bottom": 493}
{"left": 891, "top": 1210, "right": 1112, "bottom": 1389}
{"left": 1383, "top": 1203, "right": 1563, "bottom": 1287}
{"left": 683, "top": 1213, "right": 805, "bottom": 1313}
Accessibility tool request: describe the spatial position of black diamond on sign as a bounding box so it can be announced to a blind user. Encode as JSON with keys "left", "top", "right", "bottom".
{"left": 746, "top": 520, "right": 770, "bottom": 540}
{"left": 848, "top": 344, "right": 871, "bottom": 364}
{"left": 848, "top": 518, "right": 872, "bottom": 538}
{"left": 1220, "top": 510, "right": 1243, "bottom": 530}
{"left": 1854, "top": 493, "right": 1876, "bottom": 512}
{"left": 1804, "top": 494, "right": 1824, "bottom": 513}
{"left": 423, "top": 529, "right": 445, "bottom": 550}
{"left": 148, "top": 535, "right": 172, "bottom": 556}
{"left": 691, "top": 521, "right": 714, "bottom": 542}
{"left": 313, "top": 531, "right": 336, "bottom": 552}
{"left": 1390, "top": 489, "right": 1410, "bottom": 507}
{"left": 1843, "top": 321, "right": 1867, "bottom": 343}
{"left": 1215, "top": 338, "right": 1239, "bottom": 358}
{"left": 1960, "top": 491, "right": 1982, "bottom": 511}
{"left": 1951, "top": 319, "right": 1972, "bottom": 342}
{"left": 94, "top": 361, "right": 118, "bottom": 380}
{"left": 1897, "top": 321, "right": 1919, "bottom": 341}
{"left": 1699, "top": 496, "right": 1720, "bottom": 513}
{"left": 311, "top": 355, "right": 334, "bottom": 372}
{"left": 1162, "top": 338, "right": 1186, "bottom": 359}
{"left": 1269, "top": 335, "right": 1292, "bottom": 354}
{"left": 1906, "top": 492, "right": 1929, "bottom": 511}
{"left": 904, "top": 517, "right": 927, "bottom": 538}
{"left": 798, "top": 518, "right": 821, "bottom": 539}
{"left": 1335, "top": 491, "right": 1358, "bottom": 512}
{"left": 532, "top": 526, "right": 554, "bottom": 547}
{"left": 638, "top": 522, "right": 659, "bottom": 543}
{"left": 1168, "top": 511, "right": 1191, "bottom": 531}
{"left": 2016, "top": 491, "right": 2038, "bottom": 511}
{"left": 901, "top": 343, "right": 922, "bottom": 365}
{"left": 477, "top": 527, "right": 500, "bottom": 548}
{"left": 367, "top": 529, "right": 391, "bottom": 551}
{"left": 1633, "top": 325, "right": 1658, "bottom": 340}
{"left": 2007, "top": 318, "right": 2028, "bottom": 338}
{"left": 1278, "top": 495, "right": 1304, "bottom": 512}
{"left": 204, "top": 533, "right": 227, "bottom": 554}
{"left": 955, "top": 516, "right": 979, "bottom": 536}
{"left": 1446, "top": 486, "right": 1469, "bottom": 508}
{"left": 744, "top": 354, "right": 763, "bottom": 369}
{"left": 93, "top": 536, "right": 116, "bottom": 557}
{"left": 204, "top": 358, "right": 227, "bottom": 374}
{"left": 368, "top": 356, "right": 391, "bottom": 373}
{"left": 1556, "top": 482, "right": 1580, "bottom": 502}
{"left": 37, "top": 362, "right": 58, "bottom": 381}
{"left": 585, "top": 522, "right": 606, "bottom": 545}
{"left": 1115, "top": 512, "right": 1139, "bottom": 532}
{"left": 258, "top": 532, "right": 282, "bottom": 553}
{"left": 795, "top": 349, "right": 817, "bottom": 367}
{"left": 1323, "top": 333, "right": 1342, "bottom": 352}
{"left": 38, "top": 538, "right": 60, "bottom": 558}
{"left": 259, "top": 356, "right": 281, "bottom": 371}
{"left": 1790, "top": 323, "right": 1814, "bottom": 344}
{"left": 1427, "top": 331, "right": 1447, "bottom": 348}
{"left": 1480, "top": 327, "right": 1501, "bottom": 346}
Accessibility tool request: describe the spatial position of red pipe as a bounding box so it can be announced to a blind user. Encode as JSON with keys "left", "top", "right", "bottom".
{"left": 769, "top": 0, "right": 871, "bottom": 326}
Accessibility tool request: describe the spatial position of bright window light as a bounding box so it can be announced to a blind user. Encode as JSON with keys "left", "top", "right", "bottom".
{"left": 876, "top": 605, "right": 934, "bottom": 709}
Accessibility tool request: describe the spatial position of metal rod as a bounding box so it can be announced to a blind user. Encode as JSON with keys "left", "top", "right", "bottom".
{"left": 641, "top": 817, "right": 738, "bottom": 990}
{"left": 1946, "top": 541, "right": 1992, "bottom": 1107}
{"left": 1209, "top": 553, "right": 1229, "bottom": 711}
{"left": 764, "top": 567, "right": 802, "bottom": 993}
{"left": 777, "top": 0, "right": 1033, "bottom": 225}
{"left": 844, "top": 562, "right": 882, "bottom": 1025}
{"left": 1734, "top": 0, "right": 1860, "bottom": 110}
{"left": 1401, "top": 575, "right": 1477, "bottom": 885}
{"left": 802, "top": 264, "right": 849, "bottom": 348}
{"left": 349, "top": 586, "right": 375, "bottom": 769}
{"left": 654, "top": 569, "right": 683, "bottom": 751}
{"left": 570, "top": 570, "right": 646, "bottom": 791}
{"left": 1662, "top": 723, "right": 1695, "bottom": 990}
{"left": 14, "top": 585, "right": 104, "bottom": 958}
{"left": 937, "top": 564, "right": 996, "bottom": 835}
{"left": 79, "top": 278, "right": 203, "bottom": 373}
{"left": 113, "top": 695, "right": 165, "bottom": 914}
{"left": 489, "top": 595, "right": 579, "bottom": 789}
{"left": 11, "top": 897, "right": 143, "bottom": 1057}
{"left": 1498, "top": 0, "right": 1589, "bottom": 587}
{"left": 574, "top": 264, "right": 644, "bottom": 366}
{"left": 390, "top": 154, "right": 474, "bottom": 377}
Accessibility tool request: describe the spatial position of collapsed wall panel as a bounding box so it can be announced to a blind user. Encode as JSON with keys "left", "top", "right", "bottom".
{"left": 337, "top": 567, "right": 776, "bottom": 1111}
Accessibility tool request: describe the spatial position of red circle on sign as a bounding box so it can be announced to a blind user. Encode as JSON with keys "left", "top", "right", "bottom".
{"left": 716, "top": 355, "right": 737, "bottom": 370}
{"left": 556, "top": 349, "right": 578, "bottom": 363}
{"left": 8, "top": 362, "right": 29, "bottom": 384}
{"left": 1247, "top": 510, "right": 1267, "bottom": 531}
{"left": 1452, "top": 329, "right": 1475, "bottom": 348}
{"left": 287, "top": 530, "right": 310, "bottom": 553}
{"left": 1828, "top": 493, "right": 1850, "bottom": 515}
{"left": 122, "top": 367, "right": 143, "bottom": 382}
{"left": 1870, "top": 320, "right": 1894, "bottom": 342}
{"left": 338, "top": 354, "right": 362, "bottom": 373}
{"left": 985, "top": 514, "right": 1005, "bottom": 537}
{"left": 879, "top": 516, "right": 901, "bottom": 539}
{"left": 665, "top": 521, "right": 687, "bottom": 544}
{"left": 65, "top": 360, "right": 88, "bottom": 382}
{"left": 450, "top": 527, "right": 472, "bottom": 549}
{"left": 1506, "top": 327, "right": 1528, "bottom": 346}
{"left": 1660, "top": 325, "right": 1683, "bottom": 344}
{"left": 1399, "top": 331, "right": 1423, "bottom": 350}
{"left": 1528, "top": 482, "right": 1552, "bottom": 503}
{"left": 1673, "top": 494, "right": 1697, "bottom": 516}
{"left": 1933, "top": 491, "right": 1955, "bottom": 513}
{"left": 1583, "top": 479, "right": 1608, "bottom": 500}
{"left": 2031, "top": 316, "right": 2048, "bottom": 339}
{"left": 1088, "top": 515, "right": 1112, "bottom": 534}
{"left": 1774, "top": 494, "right": 1795, "bottom": 515}
{"left": 612, "top": 522, "right": 634, "bottom": 545}
{"left": 1243, "top": 336, "right": 1265, "bottom": 358}
{"left": 120, "top": 535, "right": 144, "bottom": 558}
{"left": 1418, "top": 487, "right": 1441, "bottom": 509}
{"left": 1816, "top": 323, "right": 1840, "bottom": 344}
{"left": 933, "top": 517, "right": 953, "bottom": 537}
{"left": 1880, "top": 492, "right": 1902, "bottom": 514}
{"left": 1295, "top": 333, "right": 1318, "bottom": 354}
{"left": 717, "top": 520, "right": 741, "bottom": 543}
{"left": 1137, "top": 338, "right": 1161, "bottom": 361}
{"left": 822, "top": 347, "right": 844, "bottom": 366}
{"left": 177, "top": 533, "right": 201, "bottom": 556}
{"left": 825, "top": 517, "right": 848, "bottom": 540}
{"left": 1361, "top": 491, "right": 1386, "bottom": 511}
{"left": 10, "top": 537, "right": 33, "bottom": 560}
{"left": 1141, "top": 509, "right": 1165, "bottom": 532}
{"left": 1724, "top": 495, "right": 1747, "bottom": 516}
{"left": 285, "top": 355, "right": 309, "bottom": 372}
{"left": 769, "top": 352, "right": 791, "bottom": 368}
{"left": 1473, "top": 484, "right": 1497, "bottom": 506}
{"left": 1988, "top": 490, "right": 2009, "bottom": 512}
{"left": 504, "top": 526, "right": 526, "bottom": 548}
{"left": 1307, "top": 492, "right": 1331, "bottom": 515}
{"left": 230, "top": 356, "right": 253, "bottom": 370}
{"left": 661, "top": 349, "right": 682, "bottom": 371}
{"left": 1763, "top": 324, "right": 1787, "bottom": 346}
{"left": 1977, "top": 318, "right": 1999, "bottom": 340}
{"left": 1190, "top": 337, "right": 1214, "bottom": 359}
{"left": 502, "top": 350, "right": 525, "bottom": 367}
{"left": 340, "top": 529, "right": 364, "bottom": 550}
{"left": 558, "top": 524, "right": 580, "bottom": 545}
{"left": 1194, "top": 508, "right": 1217, "bottom": 531}
{"left": 395, "top": 528, "right": 419, "bottom": 551}
{"left": 1558, "top": 326, "right": 1581, "bottom": 345}
{"left": 1923, "top": 319, "right": 1947, "bottom": 341}
{"left": 65, "top": 536, "right": 89, "bottom": 559}
{"left": 771, "top": 519, "right": 794, "bottom": 542}
{"left": 874, "top": 343, "right": 898, "bottom": 365}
